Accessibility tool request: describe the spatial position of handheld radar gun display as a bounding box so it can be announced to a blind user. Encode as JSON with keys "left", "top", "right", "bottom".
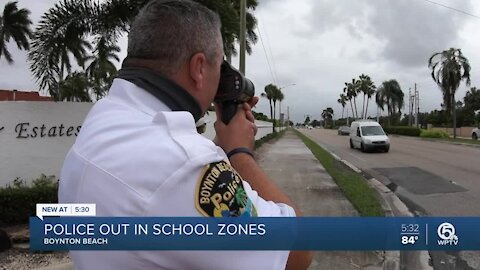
{"left": 214, "top": 60, "right": 255, "bottom": 124}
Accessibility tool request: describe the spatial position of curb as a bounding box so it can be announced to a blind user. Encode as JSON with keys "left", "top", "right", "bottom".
{"left": 309, "top": 137, "right": 433, "bottom": 270}
{"left": 424, "top": 139, "right": 480, "bottom": 148}
{"left": 390, "top": 134, "right": 480, "bottom": 148}
{"left": 337, "top": 160, "right": 432, "bottom": 270}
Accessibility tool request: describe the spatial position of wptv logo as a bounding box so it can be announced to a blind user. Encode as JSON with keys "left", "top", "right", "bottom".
{"left": 437, "top": 222, "right": 458, "bottom": 246}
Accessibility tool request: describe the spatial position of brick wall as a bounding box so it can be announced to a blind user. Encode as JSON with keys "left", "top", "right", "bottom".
{"left": 0, "top": 90, "right": 52, "bottom": 101}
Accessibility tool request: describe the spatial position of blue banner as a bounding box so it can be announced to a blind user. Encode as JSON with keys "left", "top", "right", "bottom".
{"left": 30, "top": 217, "right": 480, "bottom": 251}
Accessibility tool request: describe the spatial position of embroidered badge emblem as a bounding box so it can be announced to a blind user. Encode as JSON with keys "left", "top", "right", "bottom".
{"left": 195, "top": 161, "right": 257, "bottom": 217}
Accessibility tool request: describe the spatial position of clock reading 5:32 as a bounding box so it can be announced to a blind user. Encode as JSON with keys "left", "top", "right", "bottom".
{"left": 401, "top": 224, "right": 419, "bottom": 233}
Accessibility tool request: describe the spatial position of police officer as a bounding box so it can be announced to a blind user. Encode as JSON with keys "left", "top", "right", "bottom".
{"left": 59, "top": 0, "right": 312, "bottom": 269}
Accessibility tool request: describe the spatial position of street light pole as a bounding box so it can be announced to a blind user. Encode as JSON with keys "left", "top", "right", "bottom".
{"left": 287, "top": 106, "right": 290, "bottom": 126}
{"left": 278, "top": 83, "right": 296, "bottom": 126}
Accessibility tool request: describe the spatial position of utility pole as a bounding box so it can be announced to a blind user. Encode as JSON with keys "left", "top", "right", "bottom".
{"left": 415, "top": 83, "right": 419, "bottom": 127}
{"left": 287, "top": 106, "right": 290, "bottom": 126}
{"left": 346, "top": 108, "right": 349, "bottom": 126}
{"left": 239, "top": 0, "right": 246, "bottom": 74}
{"left": 408, "top": 85, "right": 420, "bottom": 127}
{"left": 408, "top": 88, "right": 412, "bottom": 127}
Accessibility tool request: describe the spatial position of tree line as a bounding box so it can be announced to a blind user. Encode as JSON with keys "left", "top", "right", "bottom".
{"left": 332, "top": 48, "right": 476, "bottom": 138}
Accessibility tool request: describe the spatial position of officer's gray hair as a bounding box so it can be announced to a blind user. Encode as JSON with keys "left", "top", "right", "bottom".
{"left": 128, "top": 0, "right": 223, "bottom": 75}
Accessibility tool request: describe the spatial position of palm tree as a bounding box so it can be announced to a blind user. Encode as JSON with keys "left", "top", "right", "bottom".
{"left": 84, "top": 36, "right": 120, "bottom": 100}
{"left": 55, "top": 25, "right": 92, "bottom": 79}
{"left": 272, "top": 87, "right": 284, "bottom": 126}
{"left": 376, "top": 80, "right": 405, "bottom": 126}
{"left": 337, "top": 94, "right": 347, "bottom": 119}
{"left": 304, "top": 115, "right": 311, "bottom": 126}
{"left": 28, "top": 0, "right": 95, "bottom": 95}
{"left": 0, "top": 1, "right": 32, "bottom": 64}
{"left": 321, "top": 107, "right": 334, "bottom": 127}
{"left": 464, "top": 87, "right": 480, "bottom": 113}
{"left": 358, "top": 74, "right": 376, "bottom": 119}
{"left": 364, "top": 86, "right": 376, "bottom": 120}
{"left": 343, "top": 83, "right": 353, "bottom": 119}
{"left": 261, "top": 84, "right": 277, "bottom": 132}
{"left": 215, "top": 0, "right": 259, "bottom": 61}
{"left": 29, "top": 0, "right": 259, "bottom": 96}
{"left": 343, "top": 79, "right": 359, "bottom": 119}
{"left": 56, "top": 72, "right": 92, "bottom": 102}
{"left": 462, "top": 87, "right": 480, "bottom": 126}
{"left": 428, "top": 48, "right": 471, "bottom": 138}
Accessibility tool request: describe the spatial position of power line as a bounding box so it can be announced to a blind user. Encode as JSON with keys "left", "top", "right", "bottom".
{"left": 261, "top": 15, "right": 280, "bottom": 85}
{"left": 256, "top": 21, "right": 277, "bottom": 85}
{"left": 421, "top": 0, "right": 480, "bottom": 20}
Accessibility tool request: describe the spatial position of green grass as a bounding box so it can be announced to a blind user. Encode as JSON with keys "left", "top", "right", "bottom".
{"left": 294, "top": 130, "right": 384, "bottom": 217}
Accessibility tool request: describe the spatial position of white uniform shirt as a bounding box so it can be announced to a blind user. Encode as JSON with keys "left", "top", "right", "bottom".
{"left": 59, "top": 78, "right": 295, "bottom": 270}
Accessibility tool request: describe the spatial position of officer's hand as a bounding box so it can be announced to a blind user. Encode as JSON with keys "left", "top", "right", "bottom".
{"left": 247, "top": 96, "right": 259, "bottom": 111}
{"left": 214, "top": 103, "right": 256, "bottom": 153}
{"left": 245, "top": 96, "right": 259, "bottom": 129}
{"left": 242, "top": 103, "right": 258, "bottom": 136}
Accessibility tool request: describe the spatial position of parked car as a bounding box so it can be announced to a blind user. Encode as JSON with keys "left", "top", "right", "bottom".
{"left": 349, "top": 120, "right": 390, "bottom": 152}
{"left": 473, "top": 128, "right": 479, "bottom": 140}
{"left": 337, "top": 126, "right": 350, "bottom": 135}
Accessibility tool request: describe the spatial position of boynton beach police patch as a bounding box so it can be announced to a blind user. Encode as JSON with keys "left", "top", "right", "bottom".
{"left": 195, "top": 161, "right": 257, "bottom": 217}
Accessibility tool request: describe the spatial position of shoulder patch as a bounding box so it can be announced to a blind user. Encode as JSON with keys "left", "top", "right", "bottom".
{"left": 195, "top": 161, "right": 257, "bottom": 217}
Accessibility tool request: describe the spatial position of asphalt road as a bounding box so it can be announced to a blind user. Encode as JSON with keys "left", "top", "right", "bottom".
{"left": 300, "top": 128, "right": 480, "bottom": 270}
{"left": 300, "top": 128, "right": 480, "bottom": 217}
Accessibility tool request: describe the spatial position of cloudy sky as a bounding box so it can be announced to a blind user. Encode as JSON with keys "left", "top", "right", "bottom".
{"left": 1, "top": 0, "right": 479, "bottom": 123}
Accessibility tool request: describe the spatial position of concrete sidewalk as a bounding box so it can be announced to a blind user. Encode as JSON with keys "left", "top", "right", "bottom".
{"left": 255, "top": 130, "right": 393, "bottom": 270}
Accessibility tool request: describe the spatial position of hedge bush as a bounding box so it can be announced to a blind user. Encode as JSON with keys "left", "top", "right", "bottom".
{"left": 420, "top": 129, "right": 450, "bottom": 138}
{"left": 0, "top": 174, "right": 58, "bottom": 225}
{"left": 383, "top": 126, "right": 421, "bottom": 137}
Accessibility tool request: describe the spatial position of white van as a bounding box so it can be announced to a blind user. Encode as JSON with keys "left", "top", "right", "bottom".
{"left": 349, "top": 120, "right": 390, "bottom": 152}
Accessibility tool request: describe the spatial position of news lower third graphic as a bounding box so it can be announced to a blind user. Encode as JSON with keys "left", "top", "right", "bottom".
{"left": 31, "top": 204, "right": 480, "bottom": 251}
{"left": 36, "top": 203, "right": 96, "bottom": 220}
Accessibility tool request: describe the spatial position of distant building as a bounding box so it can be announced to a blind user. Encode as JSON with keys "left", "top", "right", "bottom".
{"left": 0, "top": 89, "right": 52, "bottom": 101}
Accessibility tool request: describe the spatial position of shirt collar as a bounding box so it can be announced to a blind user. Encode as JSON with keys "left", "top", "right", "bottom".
{"left": 115, "top": 65, "right": 203, "bottom": 122}
{"left": 108, "top": 78, "right": 171, "bottom": 116}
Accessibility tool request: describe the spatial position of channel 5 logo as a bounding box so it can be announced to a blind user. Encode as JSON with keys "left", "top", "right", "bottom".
{"left": 437, "top": 222, "right": 458, "bottom": 246}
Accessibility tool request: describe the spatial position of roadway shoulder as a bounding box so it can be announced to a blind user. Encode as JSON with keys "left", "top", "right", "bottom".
{"left": 307, "top": 134, "right": 432, "bottom": 270}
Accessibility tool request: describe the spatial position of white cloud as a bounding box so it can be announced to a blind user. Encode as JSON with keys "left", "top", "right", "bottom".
{"left": 1, "top": 0, "right": 479, "bottom": 123}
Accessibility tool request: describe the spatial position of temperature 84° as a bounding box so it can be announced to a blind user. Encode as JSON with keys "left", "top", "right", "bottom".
{"left": 401, "top": 235, "right": 419, "bottom": 245}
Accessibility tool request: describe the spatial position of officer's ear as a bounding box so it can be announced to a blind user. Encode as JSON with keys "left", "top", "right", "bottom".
{"left": 189, "top": 52, "right": 208, "bottom": 90}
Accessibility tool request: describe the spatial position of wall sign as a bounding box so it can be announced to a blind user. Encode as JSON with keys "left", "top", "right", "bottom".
{"left": 0, "top": 102, "right": 93, "bottom": 186}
